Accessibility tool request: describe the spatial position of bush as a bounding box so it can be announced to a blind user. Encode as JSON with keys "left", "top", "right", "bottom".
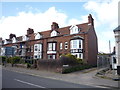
{"left": 27, "top": 63, "right": 31, "bottom": 68}
{"left": 6, "top": 57, "right": 12, "bottom": 63}
{"left": 60, "top": 53, "right": 84, "bottom": 66}
{"left": 11, "top": 56, "right": 21, "bottom": 64}
{"left": 62, "top": 64, "right": 92, "bottom": 74}
{"left": 19, "top": 59, "right": 25, "bottom": 64}
{"left": 0, "top": 56, "right": 7, "bottom": 62}
{"left": 76, "top": 58, "right": 84, "bottom": 64}
{"left": 59, "top": 56, "right": 78, "bottom": 66}
{"left": 65, "top": 53, "right": 76, "bottom": 60}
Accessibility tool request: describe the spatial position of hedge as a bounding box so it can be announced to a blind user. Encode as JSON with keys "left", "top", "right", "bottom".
{"left": 62, "top": 64, "right": 92, "bottom": 74}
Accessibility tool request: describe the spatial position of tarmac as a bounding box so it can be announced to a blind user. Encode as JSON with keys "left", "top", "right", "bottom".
{"left": 2, "top": 64, "right": 120, "bottom": 89}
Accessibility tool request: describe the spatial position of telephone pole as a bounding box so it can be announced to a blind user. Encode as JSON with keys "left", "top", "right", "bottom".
{"left": 109, "top": 40, "right": 111, "bottom": 54}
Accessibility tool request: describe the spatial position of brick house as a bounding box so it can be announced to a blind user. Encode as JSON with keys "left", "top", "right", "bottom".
{"left": 2, "top": 14, "right": 98, "bottom": 65}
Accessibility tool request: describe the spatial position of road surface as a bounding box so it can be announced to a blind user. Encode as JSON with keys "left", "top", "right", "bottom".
{"left": 2, "top": 69, "right": 108, "bottom": 89}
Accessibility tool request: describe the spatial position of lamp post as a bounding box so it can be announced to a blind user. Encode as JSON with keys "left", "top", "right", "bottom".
{"left": 113, "top": 26, "right": 120, "bottom": 88}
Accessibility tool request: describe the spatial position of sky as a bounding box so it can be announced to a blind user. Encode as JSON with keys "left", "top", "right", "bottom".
{"left": 0, "top": 0, "right": 119, "bottom": 53}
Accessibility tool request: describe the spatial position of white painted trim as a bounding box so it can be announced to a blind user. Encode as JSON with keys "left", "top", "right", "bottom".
{"left": 51, "top": 30, "right": 57, "bottom": 37}
{"left": 47, "top": 51, "right": 56, "bottom": 54}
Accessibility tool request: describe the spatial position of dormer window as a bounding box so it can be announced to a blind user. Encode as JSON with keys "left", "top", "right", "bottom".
{"left": 70, "top": 25, "right": 79, "bottom": 34}
{"left": 51, "top": 30, "right": 57, "bottom": 37}
{"left": 4, "top": 40, "right": 7, "bottom": 44}
{"left": 12, "top": 37, "right": 17, "bottom": 43}
{"left": 22, "top": 35, "right": 28, "bottom": 41}
{"left": 35, "top": 33, "right": 42, "bottom": 39}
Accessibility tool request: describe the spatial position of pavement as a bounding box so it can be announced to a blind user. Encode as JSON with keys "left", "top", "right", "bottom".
{"left": 2, "top": 64, "right": 120, "bottom": 89}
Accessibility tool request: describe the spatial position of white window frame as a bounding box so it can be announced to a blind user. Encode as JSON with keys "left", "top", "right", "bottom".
{"left": 48, "top": 55, "right": 56, "bottom": 59}
{"left": 22, "top": 35, "right": 28, "bottom": 41}
{"left": 34, "top": 44, "right": 42, "bottom": 59}
{"left": 51, "top": 30, "right": 57, "bottom": 37}
{"left": 65, "top": 42, "right": 68, "bottom": 49}
{"left": 12, "top": 37, "right": 17, "bottom": 43}
{"left": 34, "top": 45, "right": 37, "bottom": 51}
{"left": 60, "top": 43, "right": 62, "bottom": 50}
{"left": 35, "top": 33, "right": 42, "bottom": 39}
{"left": 48, "top": 42, "right": 56, "bottom": 51}
{"left": 71, "top": 39, "right": 82, "bottom": 49}
{"left": 70, "top": 25, "right": 79, "bottom": 35}
{"left": 48, "top": 43, "right": 52, "bottom": 51}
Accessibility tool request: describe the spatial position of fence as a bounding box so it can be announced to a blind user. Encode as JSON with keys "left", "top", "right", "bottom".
{"left": 97, "top": 55, "right": 111, "bottom": 69}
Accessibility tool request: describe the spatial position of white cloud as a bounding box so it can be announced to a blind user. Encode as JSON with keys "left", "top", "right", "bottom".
{"left": 84, "top": 0, "right": 118, "bottom": 53}
{"left": 0, "top": 6, "right": 89, "bottom": 40}
{"left": 68, "top": 15, "right": 88, "bottom": 25}
{"left": 0, "top": 7, "right": 68, "bottom": 39}
{"left": 0, "top": 1, "right": 118, "bottom": 53}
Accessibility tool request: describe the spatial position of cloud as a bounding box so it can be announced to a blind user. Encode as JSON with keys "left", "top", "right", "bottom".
{"left": 0, "top": 1, "right": 118, "bottom": 53}
{"left": 0, "top": 6, "right": 89, "bottom": 40}
{"left": 68, "top": 15, "right": 88, "bottom": 25}
{"left": 84, "top": 0, "right": 118, "bottom": 53}
{"left": 0, "top": 7, "right": 68, "bottom": 39}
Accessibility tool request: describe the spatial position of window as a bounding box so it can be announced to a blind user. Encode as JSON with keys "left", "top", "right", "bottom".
{"left": 71, "top": 39, "right": 82, "bottom": 49}
{"left": 48, "top": 43, "right": 56, "bottom": 51}
{"left": 22, "top": 35, "right": 28, "bottom": 41}
{"left": 65, "top": 42, "right": 68, "bottom": 49}
{"left": 34, "top": 45, "right": 37, "bottom": 51}
{"left": 12, "top": 37, "right": 16, "bottom": 43}
{"left": 53, "top": 43, "right": 56, "bottom": 51}
{"left": 60, "top": 43, "right": 62, "bottom": 50}
{"left": 38, "top": 44, "right": 42, "bottom": 52}
{"left": 34, "top": 55, "right": 37, "bottom": 59}
{"left": 79, "top": 40, "right": 81, "bottom": 48}
{"left": 35, "top": 33, "right": 42, "bottom": 39}
{"left": 79, "top": 53, "right": 83, "bottom": 59}
{"left": 70, "top": 25, "right": 79, "bottom": 34}
{"left": 48, "top": 43, "right": 52, "bottom": 51}
{"left": 31, "top": 46, "right": 33, "bottom": 52}
{"left": 48, "top": 55, "right": 56, "bottom": 59}
{"left": 113, "top": 57, "right": 116, "bottom": 63}
{"left": 51, "top": 30, "right": 57, "bottom": 37}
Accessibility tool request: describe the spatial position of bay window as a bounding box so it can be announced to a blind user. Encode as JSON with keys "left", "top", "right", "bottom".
{"left": 70, "top": 39, "right": 83, "bottom": 59}
{"left": 48, "top": 42, "right": 56, "bottom": 51}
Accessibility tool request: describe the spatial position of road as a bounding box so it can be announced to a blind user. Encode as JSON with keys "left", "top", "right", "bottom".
{"left": 2, "top": 69, "right": 108, "bottom": 89}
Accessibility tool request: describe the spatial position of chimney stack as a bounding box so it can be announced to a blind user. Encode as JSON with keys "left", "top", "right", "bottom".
{"left": 51, "top": 22, "right": 59, "bottom": 30}
{"left": 88, "top": 14, "right": 94, "bottom": 26}
{"left": 27, "top": 28, "right": 34, "bottom": 35}
{"left": 9, "top": 33, "right": 16, "bottom": 39}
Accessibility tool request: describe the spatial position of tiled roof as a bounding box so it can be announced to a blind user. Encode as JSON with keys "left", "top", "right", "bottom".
{"left": 16, "top": 36, "right": 22, "bottom": 41}
{"left": 6, "top": 39, "right": 12, "bottom": 41}
{"left": 113, "top": 25, "right": 120, "bottom": 31}
{"left": 38, "top": 22, "right": 91, "bottom": 38}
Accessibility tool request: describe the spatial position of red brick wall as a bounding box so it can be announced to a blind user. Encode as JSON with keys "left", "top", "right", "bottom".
{"left": 87, "top": 26, "right": 98, "bottom": 65}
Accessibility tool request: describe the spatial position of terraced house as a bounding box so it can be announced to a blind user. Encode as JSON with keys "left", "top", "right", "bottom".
{"left": 1, "top": 14, "right": 98, "bottom": 65}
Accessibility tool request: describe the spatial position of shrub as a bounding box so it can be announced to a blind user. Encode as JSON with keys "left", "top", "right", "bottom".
{"left": 0, "top": 56, "right": 7, "bottom": 62}
{"left": 59, "top": 56, "right": 78, "bottom": 66}
{"left": 60, "top": 53, "right": 84, "bottom": 66}
{"left": 62, "top": 64, "right": 92, "bottom": 74}
{"left": 65, "top": 53, "right": 76, "bottom": 60}
{"left": 11, "top": 56, "right": 21, "bottom": 64}
{"left": 27, "top": 63, "right": 31, "bottom": 68}
{"left": 19, "top": 59, "right": 25, "bottom": 64}
{"left": 6, "top": 57, "right": 12, "bottom": 63}
{"left": 76, "top": 58, "right": 84, "bottom": 64}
